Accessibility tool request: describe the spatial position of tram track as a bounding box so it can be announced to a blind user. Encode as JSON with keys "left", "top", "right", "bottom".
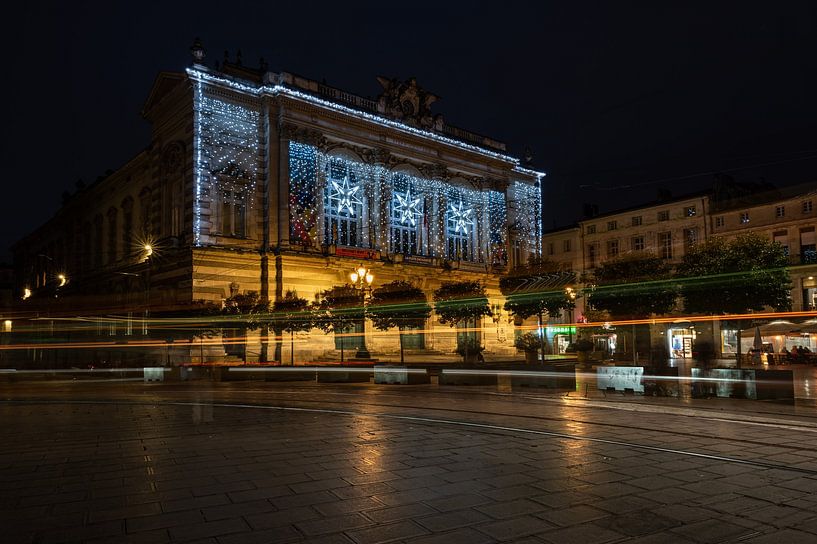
{"left": 3, "top": 381, "right": 817, "bottom": 475}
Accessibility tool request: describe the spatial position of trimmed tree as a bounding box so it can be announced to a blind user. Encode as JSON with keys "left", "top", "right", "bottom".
{"left": 500, "top": 257, "right": 576, "bottom": 362}
{"left": 677, "top": 233, "right": 791, "bottom": 364}
{"left": 272, "top": 290, "right": 314, "bottom": 366}
{"left": 313, "top": 285, "right": 364, "bottom": 363}
{"left": 676, "top": 233, "right": 791, "bottom": 315}
{"left": 586, "top": 252, "right": 678, "bottom": 360}
{"left": 219, "top": 292, "right": 269, "bottom": 363}
{"left": 367, "top": 280, "right": 432, "bottom": 363}
{"left": 432, "top": 280, "right": 492, "bottom": 362}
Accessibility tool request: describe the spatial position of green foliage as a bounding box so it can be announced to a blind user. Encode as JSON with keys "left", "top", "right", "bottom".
{"left": 313, "top": 285, "right": 363, "bottom": 333}
{"left": 220, "top": 291, "right": 269, "bottom": 330}
{"left": 514, "top": 332, "right": 540, "bottom": 352}
{"left": 367, "top": 280, "right": 431, "bottom": 332}
{"left": 432, "top": 280, "right": 492, "bottom": 327}
{"left": 500, "top": 257, "right": 576, "bottom": 319}
{"left": 570, "top": 339, "right": 594, "bottom": 353}
{"left": 587, "top": 252, "right": 677, "bottom": 318}
{"left": 676, "top": 233, "right": 791, "bottom": 314}
{"left": 272, "top": 291, "right": 313, "bottom": 334}
{"left": 454, "top": 338, "right": 485, "bottom": 356}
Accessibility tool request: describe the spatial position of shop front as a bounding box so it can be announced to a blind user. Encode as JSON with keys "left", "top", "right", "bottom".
{"left": 669, "top": 326, "right": 696, "bottom": 359}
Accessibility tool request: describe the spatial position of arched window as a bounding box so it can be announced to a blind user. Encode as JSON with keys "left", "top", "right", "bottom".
{"left": 390, "top": 175, "right": 423, "bottom": 255}
{"left": 446, "top": 196, "right": 475, "bottom": 261}
{"left": 324, "top": 158, "right": 364, "bottom": 247}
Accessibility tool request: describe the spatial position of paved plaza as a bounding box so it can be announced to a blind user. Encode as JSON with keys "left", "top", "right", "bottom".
{"left": 2, "top": 380, "right": 817, "bottom": 543}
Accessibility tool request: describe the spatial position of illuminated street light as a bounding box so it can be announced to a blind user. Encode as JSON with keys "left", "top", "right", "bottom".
{"left": 350, "top": 266, "right": 375, "bottom": 359}
{"left": 57, "top": 274, "right": 67, "bottom": 287}
{"left": 22, "top": 288, "right": 31, "bottom": 300}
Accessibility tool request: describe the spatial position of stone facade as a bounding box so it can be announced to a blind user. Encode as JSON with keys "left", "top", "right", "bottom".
{"left": 12, "top": 50, "right": 543, "bottom": 363}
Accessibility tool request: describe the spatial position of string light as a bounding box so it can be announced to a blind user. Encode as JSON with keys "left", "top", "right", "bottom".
{"left": 192, "top": 85, "right": 260, "bottom": 245}
{"left": 189, "top": 68, "right": 543, "bottom": 261}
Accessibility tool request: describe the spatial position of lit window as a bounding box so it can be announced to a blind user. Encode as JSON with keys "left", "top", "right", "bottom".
{"left": 658, "top": 210, "right": 669, "bottom": 222}
{"left": 685, "top": 206, "right": 696, "bottom": 217}
{"left": 631, "top": 216, "right": 642, "bottom": 227}
{"left": 740, "top": 212, "right": 750, "bottom": 224}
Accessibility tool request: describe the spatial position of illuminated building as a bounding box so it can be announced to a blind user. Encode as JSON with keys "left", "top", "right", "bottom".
{"left": 12, "top": 41, "right": 544, "bottom": 362}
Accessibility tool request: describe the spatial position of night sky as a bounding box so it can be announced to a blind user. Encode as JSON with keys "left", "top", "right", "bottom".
{"left": 4, "top": 2, "right": 817, "bottom": 260}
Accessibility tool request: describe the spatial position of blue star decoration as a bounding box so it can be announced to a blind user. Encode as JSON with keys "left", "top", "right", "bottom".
{"left": 449, "top": 199, "right": 473, "bottom": 234}
{"left": 394, "top": 188, "right": 422, "bottom": 226}
{"left": 329, "top": 175, "right": 363, "bottom": 215}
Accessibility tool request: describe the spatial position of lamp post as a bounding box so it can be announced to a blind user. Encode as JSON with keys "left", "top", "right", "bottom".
{"left": 350, "top": 265, "right": 374, "bottom": 359}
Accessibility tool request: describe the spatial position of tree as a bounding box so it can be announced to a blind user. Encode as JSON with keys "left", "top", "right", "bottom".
{"left": 433, "top": 280, "right": 492, "bottom": 362}
{"left": 219, "top": 292, "right": 269, "bottom": 363}
{"left": 367, "top": 280, "right": 431, "bottom": 363}
{"left": 500, "top": 257, "right": 576, "bottom": 362}
{"left": 586, "top": 252, "right": 677, "bottom": 360}
{"left": 313, "top": 285, "right": 364, "bottom": 363}
{"left": 272, "top": 291, "right": 314, "bottom": 366}
{"left": 676, "top": 233, "right": 791, "bottom": 315}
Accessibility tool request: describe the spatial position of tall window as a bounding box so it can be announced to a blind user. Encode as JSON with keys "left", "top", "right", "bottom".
{"left": 547, "top": 242, "right": 554, "bottom": 256}
{"left": 446, "top": 198, "right": 474, "bottom": 261}
{"left": 324, "top": 162, "right": 364, "bottom": 247}
{"left": 740, "top": 212, "right": 750, "bottom": 224}
{"left": 658, "top": 210, "right": 669, "bottom": 222}
{"left": 587, "top": 242, "right": 598, "bottom": 268}
{"left": 586, "top": 225, "right": 596, "bottom": 234}
{"left": 607, "top": 220, "right": 617, "bottom": 231}
{"left": 683, "top": 228, "right": 698, "bottom": 251}
{"left": 773, "top": 231, "right": 789, "bottom": 256}
{"left": 563, "top": 239, "right": 571, "bottom": 252}
{"left": 685, "top": 206, "right": 697, "bottom": 217}
{"left": 390, "top": 185, "right": 422, "bottom": 255}
{"left": 107, "top": 208, "right": 118, "bottom": 264}
{"left": 606, "top": 239, "right": 619, "bottom": 258}
{"left": 632, "top": 235, "right": 645, "bottom": 251}
{"left": 659, "top": 231, "right": 672, "bottom": 259}
{"left": 776, "top": 205, "right": 785, "bottom": 218}
{"left": 122, "top": 198, "right": 134, "bottom": 258}
{"left": 631, "top": 216, "right": 642, "bottom": 227}
{"left": 715, "top": 216, "right": 725, "bottom": 228}
{"left": 220, "top": 190, "right": 246, "bottom": 237}
{"left": 803, "top": 200, "right": 813, "bottom": 214}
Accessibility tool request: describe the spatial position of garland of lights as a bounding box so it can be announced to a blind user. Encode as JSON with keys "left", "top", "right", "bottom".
{"left": 288, "top": 142, "right": 540, "bottom": 264}
{"left": 193, "top": 89, "right": 260, "bottom": 243}
{"left": 190, "top": 68, "right": 542, "bottom": 263}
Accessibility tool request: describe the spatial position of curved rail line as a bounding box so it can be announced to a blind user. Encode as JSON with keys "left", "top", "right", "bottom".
{"left": 4, "top": 394, "right": 817, "bottom": 476}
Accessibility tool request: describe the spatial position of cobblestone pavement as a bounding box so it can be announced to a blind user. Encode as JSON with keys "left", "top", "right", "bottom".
{"left": 2, "top": 380, "right": 817, "bottom": 543}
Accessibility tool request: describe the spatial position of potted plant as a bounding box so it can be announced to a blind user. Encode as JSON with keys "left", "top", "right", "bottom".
{"left": 572, "top": 339, "right": 594, "bottom": 366}
{"left": 515, "top": 332, "right": 540, "bottom": 364}
{"left": 455, "top": 338, "right": 485, "bottom": 364}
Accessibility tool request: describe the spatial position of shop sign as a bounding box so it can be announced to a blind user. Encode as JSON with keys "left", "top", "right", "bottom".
{"left": 547, "top": 326, "right": 576, "bottom": 335}
{"left": 597, "top": 366, "right": 644, "bottom": 393}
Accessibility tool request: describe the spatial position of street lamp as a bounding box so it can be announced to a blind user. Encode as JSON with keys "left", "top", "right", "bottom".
{"left": 350, "top": 265, "right": 374, "bottom": 359}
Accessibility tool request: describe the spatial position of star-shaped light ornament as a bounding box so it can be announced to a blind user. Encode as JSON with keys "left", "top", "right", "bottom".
{"left": 449, "top": 200, "right": 473, "bottom": 234}
{"left": 394, "top": 188, "right": 422, "bottom": 226}
{"left": 329, "top": 175, "right": 363, "bottom": 215}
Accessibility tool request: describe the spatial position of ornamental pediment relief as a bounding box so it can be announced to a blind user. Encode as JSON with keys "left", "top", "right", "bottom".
{"left": 376, "top": 77, "right": 443, "bottom": 130}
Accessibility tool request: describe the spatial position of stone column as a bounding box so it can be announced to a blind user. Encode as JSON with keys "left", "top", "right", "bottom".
{"left": 277, "top": 123, "right": 298, "bottom": 248}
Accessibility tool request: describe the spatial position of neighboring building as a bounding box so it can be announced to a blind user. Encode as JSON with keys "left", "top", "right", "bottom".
{"left": 542, "top": 183, "right": 817, "bottom": 360}
{"left": 12, "top": 41, "right": 544, "bottom": 364}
